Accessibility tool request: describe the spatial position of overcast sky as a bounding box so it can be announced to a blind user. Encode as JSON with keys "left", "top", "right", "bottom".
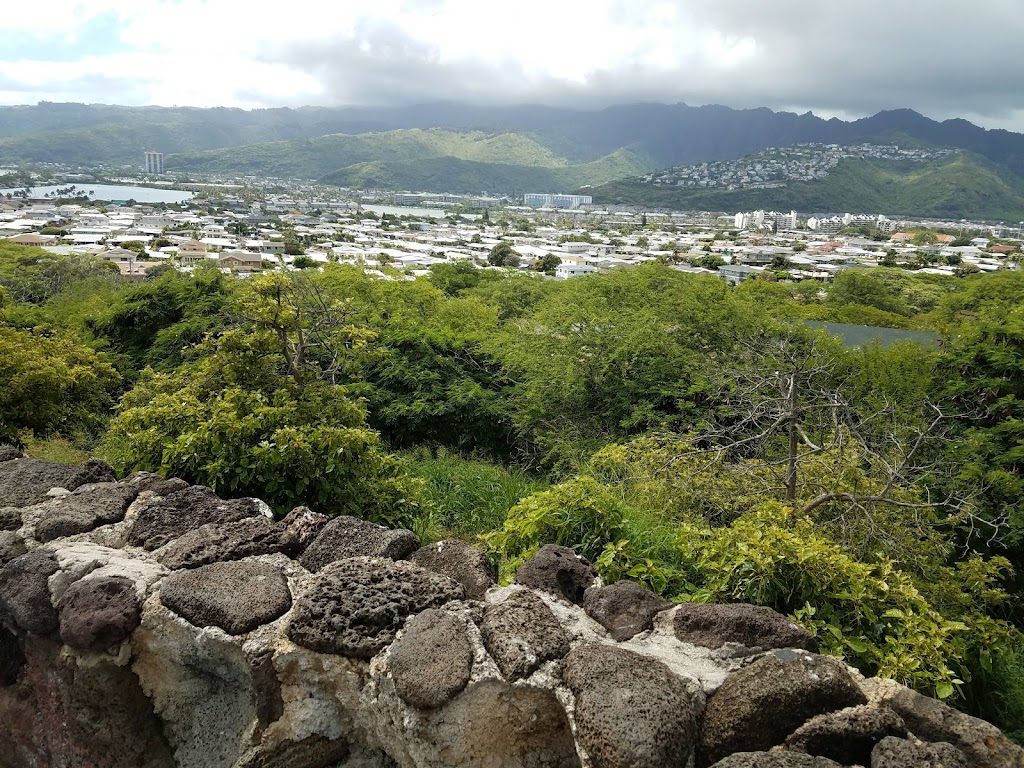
{"left": 2, "top": 0, "right": 1023, "bottom": 131}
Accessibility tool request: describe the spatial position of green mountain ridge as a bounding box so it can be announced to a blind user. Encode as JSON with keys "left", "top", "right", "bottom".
{"left": 167, "top": 129, "right": 651, "bottom": 193}
{"left": 593, "top": 152, "right": 1024, "bottom": 220}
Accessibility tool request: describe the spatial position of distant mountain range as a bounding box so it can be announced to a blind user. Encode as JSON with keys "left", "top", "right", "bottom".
{"left": 3, "top": 101, "right": 1024, "bottom": 218}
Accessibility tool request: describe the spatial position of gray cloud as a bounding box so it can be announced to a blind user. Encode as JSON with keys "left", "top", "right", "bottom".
{"left": 266, "top": 0, "right": 1024, "bottom": 128}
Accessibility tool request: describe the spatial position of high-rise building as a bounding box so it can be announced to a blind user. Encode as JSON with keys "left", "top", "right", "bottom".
{"left": 144, "top": 151, "right": 164, "bottom": 174}
{"left": 523, "top": 193, "right": 593, "bottom": 209}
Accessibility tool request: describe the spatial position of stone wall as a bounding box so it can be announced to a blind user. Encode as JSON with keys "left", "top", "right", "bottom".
{"left": 0, "top": 453, "right": 1021, "bottom": 768}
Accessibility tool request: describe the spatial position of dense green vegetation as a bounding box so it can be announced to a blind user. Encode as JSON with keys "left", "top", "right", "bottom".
{"left": 596, "top": 153, "right": 1024, "bottom": 221}
{"left": 7, "top": 240, "right": 1024, "bottom": 737}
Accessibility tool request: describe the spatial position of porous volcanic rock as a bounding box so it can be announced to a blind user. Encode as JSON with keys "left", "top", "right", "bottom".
{"left": 0, "top": 507, "right": 21, "bottom": 531}
{"left": 430, "top": 679, "right": 582, "bottom": 768}
{"left": 864, "top": 677, "right": 1024, "bottom": 768}
{"left": 563, "top": 643, "right": 698, "bottom": 768}
{"left": 57, "top": 575, "right": 142, "bottom": 652}
{"left": 480, "top": 588, "right": 570, "bottom": 680}
{"left": 0, "top": 530, "right": 27, "bottom": 566}
{"left": 278, "top": 505, "right": 329, "bottom": 550}
{"left": 708, "top": 754, "right": 844, "bottom": 768}
{"left": 127, "top": 485, "right": 267, "bottom": 551}
{"left": 157, "top": 517, "right": 299, "bottom": 570}
{"left": 699, "top": 651, "right": 868, "bottom": 766}
{"left": 124, "top": 471, "right": 190, "bottom": 497}
{"left": 0, "top": 446, "right": 24, "bottom": 463}
{"left": 35, "top": 482, "right": 140, "bottom": 542}
{"left": 871, "top": 736, "right": 968, "bottom": 768}
{"left": 298, "top": 515, "right": 420, "bottom": 572}
{"left": 784, "top": 705, "right": 908, "bottom": 766}
{"left": 0, "top": 457, "right": 115, "bottom": 508}
{"left": 674, "top": 603, "right": 818, "bottom": 652}
{"left": 0, "top": 550, "right": 60, "bottom": 635}
{"left": 388, "top": 608, "right": 473, "bottom": 709}
{"left": 410, "top": 539, "right": 495, "bottom": 600}
{"left": 160, "top": 560, "right": 292, "bottom": 635}
{"left": 583, "top": 580, "right": 672, "bottom": 641}
{"left": 514, "top": 544, "right": 598, "bottom": 604}
{"left": 287, "top": 557, "right": 465, "bottom": 658}
{"left": 237, "top": 734, "right": 351, "bottom": 768}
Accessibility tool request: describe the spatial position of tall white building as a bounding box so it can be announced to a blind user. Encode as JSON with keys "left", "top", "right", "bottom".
{"left": 144, "top": 151, "right": 164, "bottom": 174}
{"left": 523, "top": 193, "right": 593, "bottom": 209}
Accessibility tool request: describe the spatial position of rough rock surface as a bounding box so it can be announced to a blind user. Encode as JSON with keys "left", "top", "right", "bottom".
{"left": 387, "top": 608, "right": 472, "bottom": 709}
{"left": 784, "top": 704, "right": 908, "bottom": 766}
{"left": 0, "top": 530, "right": 27, "bottom": 566}
{"left": 583, "top": 580, "right": 672, "bottom": 641}
{"left": 0, "top": 446, "right": 24, "bottom": 463}
{"left": 0, "top": 457, "right": 115, "bottom": 508}
{"left": 871, "top": 736, "right": 968, "bottom": 767}
{"left": 699, "top": 651, "right": 868, "bottom": 766}
{"left": 863, "top": 677, "right": 1024, "bottom": 768}
{"left": 0, "top": 458, "right": 1017, "bottom": 768}
{"left": 564, "top": 643, "right": 697, "bottom": 768}
{"left": 157, "top": 517, "right": 299, "bottom": 570}
{"left": 0, "top": 506, "right": 21, "bottom": 531}
{"left": 514, "top": 544, "right": 598, "bottom": 604}
{"left": 160, "top": 560, "right": 292, "bottom": 635}
{"left": 429, "top": 680, "right": 582, "bottom": 768}
{"left": 58, "top": 575, "right": 142, "bottom": 651}
{"left": 708, "top": 754, "right": 844, "bottom": 768}
{"left": 34, "top": 482, "right": 140, "bottom": 542}
{"left": 674, "top": 603, "right": 818, "bottom": 652}
{"left": 0, "top": 550, "right": 61, "bottom": 635}
{"left": 480, "top": 588, "right": 570, "bottom": 680}
{"left": 298, "top": 515, "right": 420, "bottom": 572}
{"left": 410, "top": 539, "right": 495, "bottom": 599}
{"left": 287, "top": 557, "right": 464, "bottom": 658}
{"left": 127, "top": 485, "right": 267, "bottom": 551}
{"left": 278, "top": 505, "right": 329, "bottom": 550}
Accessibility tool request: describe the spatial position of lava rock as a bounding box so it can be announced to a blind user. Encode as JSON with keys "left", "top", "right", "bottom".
{"left": 124, "top": 471, "right": 190, "bottom": 497}
{"left": 287, "top": 557, "right": 464, "bottom": 658}
{"left": 674, "top": 603, "right": 818, "bottom": 652}
{"left": 411, "top": 539, "right": 495, "bottom": 600}
{"left": 237, "top": 734, "right": 351, "bottom": 768}
{"left": 699, "top": 651, "right": 868, "bottom": 767}
{"left": 0, "top": 550, "right": 60, "bottom": 635}
{"left": 514, "top": 544, "right": 598, "bottom": 604}
{"left": 709, "top": 754, "right": 844, "bottom": 768}
{"left": 127, "top": 486, "right": 266, "bottom": 551}
{"left": 157, "top": 517, "right": 299, "bottom": 570}
{"left": 0, "top": 458, "right": 115, "bottom": 508}
{"left": 298, "top": 515, "right": 420, "bottom": 573}
{"left": 0, "top": 446, "right": 24, "bottom": 463}
{"left": 35, "top": 483, "right": 140, "bottom": 543}
{"left": 389, "top": 608, "right": 472, "bottom": 708}
{"left": 480, "top": 589, "right": 570, "bottom": 680}
{"left": 583, "top": 580, "right": 672, "bottom": 641}
{"left": 278, "top": 506, "right": 329, "bottom": 550}
{"left": 0, "top": 507, "right": 21, "bottom": 531}
{"left": 784, "top": 705, "right": 908, "bottom": 766}
{"left": 866, "top": 678, "right": 1024, "bottom": 768}
{"left": 871, "top": 736, "right": 968, "bottom": 767}
{"left": 57, "top": 576, "right": 142, "bottom": 652}
{"left": 0, "top": 530, "right": 27, "bottom": 567}
{"left": 160, "top": 560, "right": 292, "bottom": 635}
{"left": 432, "top": 679, "right": 581, "bottom": 768}
{"left": 564, "top": 643, "right": 697, "bottom": 768}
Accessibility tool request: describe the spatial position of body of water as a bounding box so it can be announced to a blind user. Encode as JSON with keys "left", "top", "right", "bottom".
{"left": 0, "top": 184, "right": 194, "bottom": 203}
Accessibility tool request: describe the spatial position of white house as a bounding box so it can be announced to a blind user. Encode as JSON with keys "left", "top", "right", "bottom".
{"left": 555, "top": 263, "right": 598, "bottom": 279}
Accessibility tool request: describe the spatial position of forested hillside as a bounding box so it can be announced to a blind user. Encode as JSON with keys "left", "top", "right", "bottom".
{"left": 4, "top": 240, "right": 1024, "bottom": 739}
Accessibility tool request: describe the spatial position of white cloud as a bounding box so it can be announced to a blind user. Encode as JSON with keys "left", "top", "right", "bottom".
{"left": 1, "top": 0, "right": 1023, "bottom": 130}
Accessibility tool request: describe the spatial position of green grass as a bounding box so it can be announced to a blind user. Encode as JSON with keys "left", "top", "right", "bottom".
{"left": 402, "top": 447, "right": 549, "bottom": 543}
{"left": 18, "top": 432, "right": 92, "bottom": 464}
